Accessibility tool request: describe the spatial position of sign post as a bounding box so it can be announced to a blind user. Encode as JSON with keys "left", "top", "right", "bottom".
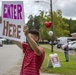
{"left": 1, "top": 1, "right": 25, "bottom": 42}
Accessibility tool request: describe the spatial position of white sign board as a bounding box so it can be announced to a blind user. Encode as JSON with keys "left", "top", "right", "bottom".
{"left": 47, "top": 53, "right": 61, "bottom": 68}
{"left": 0, "top": 16, "right": 2, "bottom": 37}
{"left": 1, "top": 1, "right": 25, "bottom": 42}
{"left": 0, "top": 24, "right": 2, "bottom": 37}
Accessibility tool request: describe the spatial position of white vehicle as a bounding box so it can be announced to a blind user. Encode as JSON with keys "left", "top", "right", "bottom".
{"left": 57, "top": 37, "right": 67, "bottom": 48}
{"left": 56, "top": 37, "right": 76, "bottom": 49}
{"left": 68, "top": 41, "right": 76, "bottom": 50}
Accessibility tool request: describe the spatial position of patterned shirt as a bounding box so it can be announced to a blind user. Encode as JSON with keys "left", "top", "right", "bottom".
{"left": 20, "top": 43, "right": 45, "bottom": 75}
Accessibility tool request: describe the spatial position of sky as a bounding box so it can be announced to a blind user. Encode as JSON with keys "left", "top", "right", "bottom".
{"left": 0, "top": 0, "right": 76, "bottom": 23}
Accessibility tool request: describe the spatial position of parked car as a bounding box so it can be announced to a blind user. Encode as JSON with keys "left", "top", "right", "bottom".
{"left": 56, "top": 37, "right": 67, "bottom": 48}
{"left": 0, "top": 38, "right": 6, "bottom": 47}
{"left": 0, "top": 40, "right": 3, "bottom": 47}
{"left": 68, "top": 41, "right": 76, "bottom": 50}
{"left": 57, "top": 43, "right": 62, "bottom": 48}
{"left": 39, "top": 40, "right": 49, "bottom": 44}
{"left": 49, "top": 41, "right": 57, "bottom": 45}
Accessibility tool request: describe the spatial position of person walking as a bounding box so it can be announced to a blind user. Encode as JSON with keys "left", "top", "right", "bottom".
{"left": 62, "top": 43, "right": 69, "bottom": 62}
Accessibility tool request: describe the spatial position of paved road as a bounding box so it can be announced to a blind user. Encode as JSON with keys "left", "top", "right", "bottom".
{"left": 0, "top": 45, "right": 22, "bottom": 75}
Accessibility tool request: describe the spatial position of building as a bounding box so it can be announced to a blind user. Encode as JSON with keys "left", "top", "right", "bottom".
{"left": 71, "top": 33, "right": 76, "bottom": 37}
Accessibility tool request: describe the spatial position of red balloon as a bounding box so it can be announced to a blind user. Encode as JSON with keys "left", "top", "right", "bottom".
{"left": 44, "top": 22, "right": 52, "bottom": 28}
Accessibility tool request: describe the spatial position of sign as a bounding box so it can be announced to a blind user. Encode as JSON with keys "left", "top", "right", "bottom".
{"left": 0, "top": 16, "right": 2, "bottom": 24}
{"left": 0, "top": 16, "right": 2, "bottom": 37}
{"left": 47, "top": 53, "right": 61, "bottom": 68}
{"left": 1, "top": 1, "right": 25, "bottom": 42}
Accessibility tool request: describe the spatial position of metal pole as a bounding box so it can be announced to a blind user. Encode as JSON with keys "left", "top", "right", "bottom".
{"left": 50, "top": 0, "right": 54, "bottom": 52}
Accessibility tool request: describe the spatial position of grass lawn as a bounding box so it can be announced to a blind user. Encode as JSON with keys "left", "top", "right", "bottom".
{"left": 41, "top": 46, "right": 76, "bottom": 75}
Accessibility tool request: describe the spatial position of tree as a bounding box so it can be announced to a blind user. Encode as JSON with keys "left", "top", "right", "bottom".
{"left": 27, "top": 15, "right": 40, "bottom": 31}
{"left": 38, "top": 11, "right": 50, "bottom": 41}
{"left": 27, "top": 15, "right": 34, "bottom": 30}
{"left": 33, "top": 16, "right": 40, "bottom": 30}
{"left": 63, "top": 18, "right": 76, "bottom": 36}
{"left": 27, "top": 9, "right": 70, "bottom": 41}
{"left": 53, "top": 10, "right": 69, "bottom": 38}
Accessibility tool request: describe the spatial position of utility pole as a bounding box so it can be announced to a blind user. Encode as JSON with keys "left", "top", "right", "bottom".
{"left": 50, "top": 0, "right": 54, "bottom": 52}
